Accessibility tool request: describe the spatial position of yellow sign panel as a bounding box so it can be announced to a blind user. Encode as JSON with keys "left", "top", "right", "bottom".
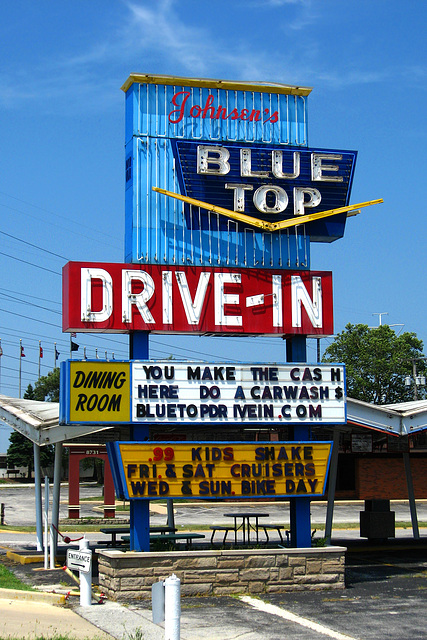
{"left": 69, "top": 362, "right": 130, "bottom": 423}
{"left": 118, "top": 441, "right": 332, "bottom": 500}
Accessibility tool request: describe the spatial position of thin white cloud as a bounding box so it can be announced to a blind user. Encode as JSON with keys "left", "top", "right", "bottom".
{"left": 0, "top": 0, "right": 425, "bottom": 114}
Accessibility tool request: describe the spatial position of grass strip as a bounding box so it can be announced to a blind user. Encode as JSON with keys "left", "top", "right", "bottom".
{"left": 0, "top": 561, "right": 34, "bottom": 591}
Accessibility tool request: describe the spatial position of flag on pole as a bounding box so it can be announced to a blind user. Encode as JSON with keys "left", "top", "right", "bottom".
{"left": 20, "top": 345, "right": 25, "bottom": 357}
{"left": 39, "top": 346, "right": 43, "bottom": 358}
{"left": 71, "top": 332, "right": 77, "bottom": 338}
{"left": 55, "top": 349, "right": 60, "bottom": 359}
{"left": 71, "top": 341, "right": 79, "bottom": 352}
{"left": 0, "top": 346, "right": 3, "bottom": 357}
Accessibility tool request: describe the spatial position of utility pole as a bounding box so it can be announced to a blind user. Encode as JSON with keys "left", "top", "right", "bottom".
{"left": 405, "top": 357, "right": 427, "bottom": 400}
{"left": 372, "top": 312, "right": 388, "bottom": 326}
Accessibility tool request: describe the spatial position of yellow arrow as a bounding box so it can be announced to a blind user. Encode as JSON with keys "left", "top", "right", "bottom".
{"left": 152, "top": 186, "right": 383, "bottom": 232}
{"left": 153, "top": 187, "right": 272, "bottom": 230}
{"left": 270, "top": 199, "right": 383, "bottom": 231}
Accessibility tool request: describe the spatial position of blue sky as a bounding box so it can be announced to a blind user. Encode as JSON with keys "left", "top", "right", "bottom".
{"left": 0, "top": 0, "right": 426, "bottom": 449}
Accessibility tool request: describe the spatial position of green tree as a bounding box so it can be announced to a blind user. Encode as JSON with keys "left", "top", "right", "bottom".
{"left": 322, "top": 323, "right": 426, "bottom": 404}
{"left": 7, "top": 370, "right": 60, "bottom": 478}
{"left": 31, "top": 368, "right": 60, "bottom": 402}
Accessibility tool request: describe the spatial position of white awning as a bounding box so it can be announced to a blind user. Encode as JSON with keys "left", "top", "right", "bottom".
{"left": 0, "top": 394, "right": 111, "bottom": 446}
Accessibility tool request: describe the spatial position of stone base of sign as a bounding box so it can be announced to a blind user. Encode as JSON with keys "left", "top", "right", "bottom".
{"left": 97, "top": 546, "right": 346, "bottom": 600}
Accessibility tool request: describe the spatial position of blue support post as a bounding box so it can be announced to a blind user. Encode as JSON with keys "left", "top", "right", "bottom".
{"left": 286, "top": 336, "right": 312, "bottom": 548}
{"left": 129, "top": 331, "right": 150, "bottom": 552}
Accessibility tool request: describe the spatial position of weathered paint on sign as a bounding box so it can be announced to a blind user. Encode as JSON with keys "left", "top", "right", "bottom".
{"left": 62, "top": 262, "right": 334, "bottom": 336}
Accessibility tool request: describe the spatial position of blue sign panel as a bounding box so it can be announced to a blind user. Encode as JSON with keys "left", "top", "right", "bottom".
{"left": 122, "top": 75, "right": 356, "bottom": 269}
{"left": 172, "top": 140, "right": 356, "bottom": 240}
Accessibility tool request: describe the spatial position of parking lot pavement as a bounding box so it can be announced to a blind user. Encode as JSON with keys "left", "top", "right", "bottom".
{"left": 117, "top": 546, "right": 427, "bottom": 640}
{"left": 1, "top": 486, "right": 427, "bottom": 640}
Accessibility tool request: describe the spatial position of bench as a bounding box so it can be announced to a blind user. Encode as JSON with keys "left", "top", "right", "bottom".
{"left": 99, "top": 526, "right": 176, "bottom": 547}
{"left": 209, "top": 525, "right": 233, "bottom": 545}
{"left": 121, "top": 532, "right": 205, "bottom": 550}
{"left": 261, "top": 524, "right": 288, "bottom": 545}
{"left": 6, "top": 469, "right": 20, "bottom": 478}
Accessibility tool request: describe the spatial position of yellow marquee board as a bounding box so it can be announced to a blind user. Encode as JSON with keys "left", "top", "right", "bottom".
{"left": 67, "top": 361, "right": 131, "bottom": 423}
{"left": 112, "top": 441, "right": 333, "bottom": 500}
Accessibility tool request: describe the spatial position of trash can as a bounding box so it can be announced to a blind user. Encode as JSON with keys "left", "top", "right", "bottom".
{"left": 360, "top": 499, "right": 395, "bottom": 539}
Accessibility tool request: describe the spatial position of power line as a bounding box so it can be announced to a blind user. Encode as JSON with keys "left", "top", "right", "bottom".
{"left": 0, "top": 251, "right": 61, "bottom": 275}
{"left": 0, "top": 308, "right": 61, "bottom": 329}
{"left": 0, "top": 293, "right": 62, "bottom": 316}
{"left": 0, "top": 229, "right": 68, "bottom": 261}
{"left": 0, "top": 192, "right": 121, "bottom": 248}
{"left": 0, "top": 287, "right": 61, "bottom": 306}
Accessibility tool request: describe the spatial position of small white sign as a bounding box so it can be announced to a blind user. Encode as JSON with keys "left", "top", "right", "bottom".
{"left": 67, "top": 548, "right": 92, "bottom": 573}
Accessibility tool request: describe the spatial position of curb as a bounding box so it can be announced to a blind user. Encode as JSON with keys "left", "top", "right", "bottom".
{"left": 0, "top": 587, "right": 66, "bottom": 604}
{"left": 6, "top": 551, "right": 45, "bottom": 565}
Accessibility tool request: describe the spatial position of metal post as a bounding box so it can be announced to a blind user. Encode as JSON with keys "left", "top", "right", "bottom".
{"left": 403, "top": 451, "right": 420, "bottom": 539}
{"left": 129, "top": 332, "right": 150, "bottom": 552}
{"left": 44, "top": 477, "right": 49, "bottom": 569}
{"left": 18, "top": 339, "right": 22, "bottom": 399}
{"left": 33, "top": 444, "right": 43, "bottom": 552}
{"left": 167, "top": 499, "right": 175, "bottom": 530}
{"left": 286, "top": 335, "right": 312, "bottom": 548}
{"left": 79, "top": 538, "right": 92, "bottom": 607}
{"left": 38, "top": 341, "right": 41, "bottom": 380}
{"left": 325, "top": 430, "right": 340, "bottom": 544}
{"left": 164, "top": 574, "right": 181, "bottom": 640}
{"left": 50, "top": 442, "right": 62, "bottom": 563}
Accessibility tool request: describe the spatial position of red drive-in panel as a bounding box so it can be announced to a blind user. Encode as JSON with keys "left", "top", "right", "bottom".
{"left": 62, "top": 262, "right": 333, "bottom": 336}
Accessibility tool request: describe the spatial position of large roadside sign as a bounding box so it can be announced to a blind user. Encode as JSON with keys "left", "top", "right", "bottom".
{"left": 121, "top": 74, "right": 357, "bottom": 270}
{"left": 60, "top": 360, "right": 346, "bottom": 426}
{"left": 62, "top": 262, "right": 333, "bottom": 336}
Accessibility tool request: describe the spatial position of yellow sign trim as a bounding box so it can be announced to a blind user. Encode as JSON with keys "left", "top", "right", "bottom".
{"left": 121, "top": 73, "right": 312, "bottom": 96}
{"left": 153, "top": 186, "right": 383, "bottom": 232}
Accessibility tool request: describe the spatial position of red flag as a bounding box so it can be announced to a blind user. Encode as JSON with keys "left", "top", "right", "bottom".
{"left": 0, "top": 346, "right": 3, "bottom": 356}
{"left": 21, "top": 345, "right": 25, "bottom": 357}
{"left": 39, "top": 346, "right": 43, "bottom": 358}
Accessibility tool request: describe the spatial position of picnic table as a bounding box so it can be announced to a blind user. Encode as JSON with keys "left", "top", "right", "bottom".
{"left": 121, "top": 532, "right": 205, "bottom": 550}
{"left": 223, "top": 512, "right": 269, "bottom": 544}
{"left": 99, "top": 525, "right": 176, "bottom": 547}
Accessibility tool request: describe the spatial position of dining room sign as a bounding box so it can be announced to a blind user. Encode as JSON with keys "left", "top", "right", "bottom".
{"left": 107, "top": 440, "right": 333, "bottom": 500}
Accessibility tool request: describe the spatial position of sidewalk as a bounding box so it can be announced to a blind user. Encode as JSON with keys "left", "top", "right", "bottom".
{"left": 0, "top": 593, "right": 115, "bottom": 639}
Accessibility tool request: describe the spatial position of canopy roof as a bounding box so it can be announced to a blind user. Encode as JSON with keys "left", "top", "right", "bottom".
{"left": 1, "top": 394, "right": 426, "bottom": 446}
{"left": 0, "top": 395, "right": 109, "bottom": 446}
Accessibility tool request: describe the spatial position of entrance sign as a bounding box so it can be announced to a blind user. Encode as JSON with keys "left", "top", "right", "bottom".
{"left": 63, "top": 262, "right": 333, "bottom": 336}
{"left": 121, "top": 74, "right": 357, "bottom": 269}
{"left": 107, "top": 440, "right": 333, "bottom": 500}
{"left": 67, "top": 548, "right": 92, "bottom": 573}
{"left": 59, "top": 361, "right": 346, "bottom": 425}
